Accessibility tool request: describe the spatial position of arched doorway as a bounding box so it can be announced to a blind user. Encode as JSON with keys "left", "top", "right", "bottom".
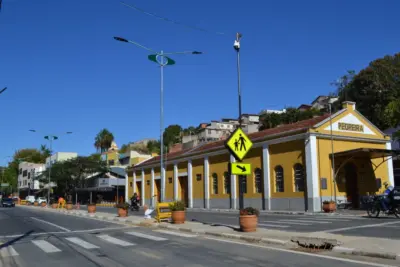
{"left": 344, "top": 162, "right": 359, "bottom": 209}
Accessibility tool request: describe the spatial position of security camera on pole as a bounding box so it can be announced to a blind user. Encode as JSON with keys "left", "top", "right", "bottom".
{"left": 226, "top": 33, "right": 253, "bottom": 210}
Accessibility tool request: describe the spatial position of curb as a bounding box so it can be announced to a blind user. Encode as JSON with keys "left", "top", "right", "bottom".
{"left": 332, "top": 246, "right": 399, "bottom": 261}
{"left": 187, "top": 208, "right": 366, "bottom": 217}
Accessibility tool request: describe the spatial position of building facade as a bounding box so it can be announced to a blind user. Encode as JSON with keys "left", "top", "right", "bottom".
{"left": 127, "top": 102, "right": 395, "bottom": 212}
{"left": 18, "top": 162, "right": 45, "bottom": 196}
{"left": 45, "top": 152, "right": 78, "bottom": 168}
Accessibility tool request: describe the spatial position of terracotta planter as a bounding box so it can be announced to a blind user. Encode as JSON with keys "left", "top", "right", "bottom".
{"left": 239, "top": 215, "right": 258, "bottom": 232}
{"left": 41, "top": 202, "right": 47, "bottom": 207}
{"left": 171, "top": 211, "right": 185, "bottom": 224}
{"left": 52, "top": 203, "right": 58, "bottom": 209}
{"left": 33, "top": 202, "right": 39, "bottom": 206}
{"left": 143, "top": 205, "right": 148, "bottom": 212}
{"left": 87, "top": 204, "right": 96, "bottom": 214}
{"left": 66, "top": 203, "right": 73, "bottom": 210}
{"left": 323, "top": 203, "right": 336, "bottom": 213}
{"left": 118, "top": 208, "right": 128, "bottom": 217}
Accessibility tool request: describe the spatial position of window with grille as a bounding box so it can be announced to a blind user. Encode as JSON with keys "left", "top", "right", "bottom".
{"left": 294, "top": 164, "right": 305, "bottom": 192}
{"left": 212, "top": 173, "right": 218, "bottom": 194}
{"left": 196, "top": 174, "right": 202, "bottom": 181}
{"left": 254, "top": 168, "right": 262, "bottom": 193}
{"left": 223, "top": 171, "right": 230, "bottom": 194}
{"left": 275, "top": 166, "right": 284, "bottom": 192}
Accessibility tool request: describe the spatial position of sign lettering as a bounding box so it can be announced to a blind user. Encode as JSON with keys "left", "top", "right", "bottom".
{"left": 338, "top": 122, "right": 364, "bottom": 132}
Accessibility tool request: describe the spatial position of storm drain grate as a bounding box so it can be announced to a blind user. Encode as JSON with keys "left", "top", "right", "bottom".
{"left": 291, "top": 237, "right": 340, "bottom": 252}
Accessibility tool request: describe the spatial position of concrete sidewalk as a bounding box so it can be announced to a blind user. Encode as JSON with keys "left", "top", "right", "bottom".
{"left": 18, "top": 205, "right": 399, "bottom": 261}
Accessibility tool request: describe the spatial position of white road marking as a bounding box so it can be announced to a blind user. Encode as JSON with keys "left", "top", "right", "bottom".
{"left": 126, "top": 231, "right": 168, "bottom": 241}
{"left": 0, "top": 246, "right": 19, "bottom": 257}
{"left": 279, "top": 219, "right": 331, "bottom": 224}
{"left": 204, "top": 237, "right": 397, "bottom": 267}
{"left": 65, "top": 237, "right": 100, "bottom": 249}
{"left": 258, "top": 223, "right": 290, "bottom": 228}
{"left": 312, "top": 218, "right": 350, "bottom": 222}
{"left": 0, "top": 226, "right": 134, "bottom": 239}
{"left": 153, "top": 230, "right": 197, "bottom": 238}
{"left": 31, "top": 240, "right": 61, "bottom": 253}
{"left": 98, "top": 235, "right": 135, "bottom": 247}
{"left": 261, "top": 220, "right": 310, "bottom": 226}
{"left": 317, "top": 220, "right": 400, "bottom": 233}
{"left": 30, "top": 217, "right": 71, "bottom": 232}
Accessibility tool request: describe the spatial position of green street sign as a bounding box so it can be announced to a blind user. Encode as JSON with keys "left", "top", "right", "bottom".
{"left": 1, "top": 183, "right": 9, "bottom": 187}
{"left": 148, "top": 54, "right": 176, "bottom": 66}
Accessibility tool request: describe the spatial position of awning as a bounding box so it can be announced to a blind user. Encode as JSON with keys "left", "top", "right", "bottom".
{"left": 330, "top": 148, "right": 400, "bottom": 159}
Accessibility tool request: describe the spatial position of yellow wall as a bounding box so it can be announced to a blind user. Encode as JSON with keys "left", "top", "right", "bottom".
{"left": 165, "top": 163, "right": 174, "bottom": 200}
{"left": 144, "top": 169, "right": 151, "bottom": 200}
{"left": 317, "top": 138, "right": 388, "bottom": 197}
{"left": 209, "top": 154, "right": 230, "bottom": 199}
{"left": 269, "top": 140, "right": 306, "bottom": 198}
{"left": 130, "top": 157, "right": 150, "bottom": 166}
{"left": 240, "top": 147, "right": 264, "bottom": 198}
{"left": 192, "top": 159, "right": 204, "bottom": 199}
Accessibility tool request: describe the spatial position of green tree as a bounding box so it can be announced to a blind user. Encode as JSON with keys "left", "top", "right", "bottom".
{"left": 146, "top": 140, "right": 161, "bottom": 155}
{"left": 259, "top": 108, "right": 323, "bottom": 131}
{"left": 334, "top": 53, "right": 400, "bottom": 129}
{"left": 163, "top": 125, "right": 182, "bottom": 149}
{"left": 38, "top": 156, "right": 109, "bottom": 199}
{"left": 94, "top": 128, "right": 114, "bottom": 153}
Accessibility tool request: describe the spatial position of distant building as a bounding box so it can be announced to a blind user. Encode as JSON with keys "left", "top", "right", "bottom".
{"left": 17, "top": 162, "right": 45, "bottom": 197}
{"left": 311, "top": 95, "right": 338, "bottom": 112}
{"left": 384, "top": 126, "right": 400, "bottom": 186}
{"left": 259, "top": 109, "right": 286, "bottom": 115}
{"left": 45, "top": 152, "right": 78, "bottom": 168}
{"left": 297, "top": 104, "right": 312, "bottom": 111}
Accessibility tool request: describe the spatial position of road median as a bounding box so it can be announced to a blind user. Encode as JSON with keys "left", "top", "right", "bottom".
{"left": 17, "top": 205, "right": 399, "bottom": 261}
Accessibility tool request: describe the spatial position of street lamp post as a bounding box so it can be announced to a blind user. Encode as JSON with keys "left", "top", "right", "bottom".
{"left": 29, "top": 130, "right": 72, "bottom": 204}
{"left": 113, "top": 36, "right": 202, "bottom": 204}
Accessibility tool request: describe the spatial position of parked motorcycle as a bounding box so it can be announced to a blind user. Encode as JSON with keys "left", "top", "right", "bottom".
{"left": 364, "top": 193, "right": 400, "bottom": 218}
{"left": 130, "top": 201, "right": 140, "bottom": 212}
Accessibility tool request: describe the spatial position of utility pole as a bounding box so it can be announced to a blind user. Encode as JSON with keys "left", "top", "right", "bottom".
{"left": 234, "top": 33, "right": 242, "bottom": 127}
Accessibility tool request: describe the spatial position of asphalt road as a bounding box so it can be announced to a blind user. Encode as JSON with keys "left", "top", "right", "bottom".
{"left": 90, "top": 206, "right": 400, "bottom": 239}
{"left": 0, "top": 207, "right": 395, "bottom": 267}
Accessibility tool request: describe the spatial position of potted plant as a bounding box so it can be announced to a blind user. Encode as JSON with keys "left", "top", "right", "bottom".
{"left": 169, "top": 201, "right": 186, "bottom": 224}
{"left": 66, "top": 201, "right": 73, "bottom": 210}
{"left": 87, "top": 202, "right": 96, "bottom": 214}
{"left": 51, "top": 203, "right": 58, "bottom": 209}
{"left": 239, "top": 207, "right": 259, "bottom": 232}
{"left": 322, "top": 200, "right": 336, "bottom": 213}
{"left": 41, "top": 202, "right": 47, "bottom": 207}
{"left": 33, "top": 201, "right": 39, "bottom": 206}
{"left": 116, "top": 202, "right": 129, "bottom": 217}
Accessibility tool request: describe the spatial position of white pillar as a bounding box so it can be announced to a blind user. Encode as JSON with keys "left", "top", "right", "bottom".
{"left": 386, "top": 141, "right": 395, "bottom": 186}
{"left": 141, "top": 169, "right": 145, "bottom": 206}
{"left": 173, "top": 163, "right": 178, "bottom": 201}
{"left": 161, "top": 165, "right": 166, "bottom": 202}
{"left": 305, "top": 135, "right": 320, "bottom": 212}
{"left": 133, "top": 172, "right": 137, "bottom": 194}
{"left": 124, "top": 173, "right": 129, "bottom": 203}
{"left": 150, "top": 168, "right": 155, "bottom": 207}
{"left": 230, "top": 154, "right": 237, "bottom": 209}
{"left": 204, "top": 156, "right": 210, "bottom": 209}
{"left": 262, "top": 144, "right": 271, "bottom": 210}
{"left": 188, "top": 160, "right": 193, "bottom": 208}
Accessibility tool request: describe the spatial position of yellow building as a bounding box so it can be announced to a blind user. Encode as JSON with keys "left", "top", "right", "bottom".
{"left": 126, "top": 102, "right": 396, "bottom": 212}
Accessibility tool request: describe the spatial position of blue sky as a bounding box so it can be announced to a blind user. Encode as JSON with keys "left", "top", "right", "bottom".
{"left": 0, "top": 0, "right": 399, "bottom": 163}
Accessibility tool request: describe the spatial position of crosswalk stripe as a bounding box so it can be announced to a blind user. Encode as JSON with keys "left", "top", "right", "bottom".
{"left": 312, "top": 218, "right": 350, "bottom": 222}
{"left": 65, "top": 237, "right": 100, "bottom": 249}
{"left": 261, "top": 220, "right": 311, "bottom": 225}
{"left": 125, "top": 231, "right": 168, "bottom": 241}
{"left": 0, "top": 246, "right": 19, "bottom": 257}
{"left": 32, "top": 240, "right": 61, "bottom": 253}
{"left": 258, "top": 223, "right": 290, "bottom": 228}
{"left": 97, "top": 235, "right": 135, "bottom": 247}
{"left": 279, "top": 219, "right": 331, "bottom": 224}
{"left": 153, "top": 230, "right": 197, "bottom": 237}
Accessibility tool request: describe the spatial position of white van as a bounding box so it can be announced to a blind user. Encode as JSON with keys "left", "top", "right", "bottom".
{"left": 25, "top": 195, "right": 35, "bottom": 204}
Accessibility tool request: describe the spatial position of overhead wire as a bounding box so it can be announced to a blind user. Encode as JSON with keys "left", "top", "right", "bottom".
{"left": 119, "top": 1, "right": 231, "bottom": 38}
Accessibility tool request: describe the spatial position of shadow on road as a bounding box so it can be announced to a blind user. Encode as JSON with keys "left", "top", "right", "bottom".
{"left": 191, "top": 219, "right": 241, "bottom": 231}
{"left": 0, "top": 230, "right": 34, "bottom": 249}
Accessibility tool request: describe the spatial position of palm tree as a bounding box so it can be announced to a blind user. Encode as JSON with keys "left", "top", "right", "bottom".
{"left": 94, "top": 129, "right": 115, "bottom": 153}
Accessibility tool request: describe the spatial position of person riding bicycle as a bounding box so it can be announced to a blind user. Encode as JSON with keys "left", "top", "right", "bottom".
{"left": 381, "top": 182, "right": 394, "bottom": 212}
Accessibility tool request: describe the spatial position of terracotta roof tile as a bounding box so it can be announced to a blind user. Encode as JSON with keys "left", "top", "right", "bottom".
{"left": 134, "top": 114, "right": 330, "bottom": 169}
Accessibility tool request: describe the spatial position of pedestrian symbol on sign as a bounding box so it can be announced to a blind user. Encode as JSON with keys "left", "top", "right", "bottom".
{"left": 226, "top": 128, "right": 253, "bottom": 161}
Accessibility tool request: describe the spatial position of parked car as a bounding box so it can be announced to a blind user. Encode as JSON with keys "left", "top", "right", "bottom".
{"left": 25, "top": 195, "right": 36, "bottom": 204}
{"left": 1, "top": 198, "right": 15, "bottom": 207}
{"left": 37, "top": 197, "right": 47, "bottom": 204}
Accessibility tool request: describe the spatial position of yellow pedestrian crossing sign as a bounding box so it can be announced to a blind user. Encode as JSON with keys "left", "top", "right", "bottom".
{"left": 226, "top": 128, "right": 253, "bottom": 161}
{"left": 230, "top": 163, "right": 252, "bottom": 175}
